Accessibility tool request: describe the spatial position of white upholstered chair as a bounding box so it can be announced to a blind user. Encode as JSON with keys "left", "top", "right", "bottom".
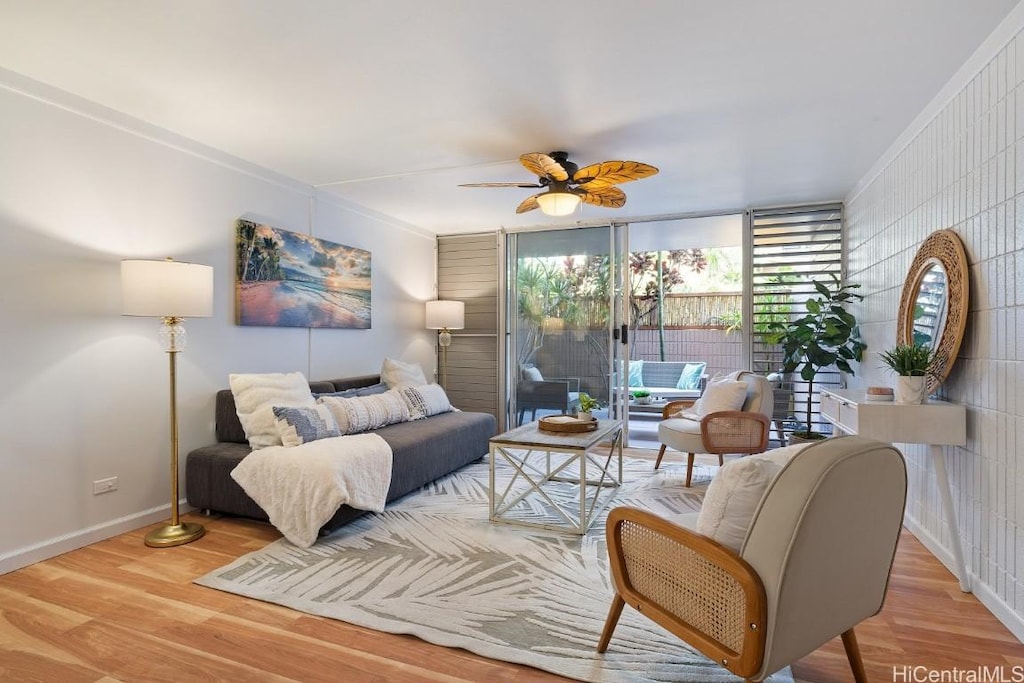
{"left": 654, "top": 370, "right": 773, "bottom": 486}
{"left": 598, "top": 435, "right": 908, "bottom": 682}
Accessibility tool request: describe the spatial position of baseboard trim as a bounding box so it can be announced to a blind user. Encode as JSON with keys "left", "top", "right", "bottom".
{"left": 0, "top": 500, "right": 195, "bottom": 575}
{"left": 904, "top": 517, "right": 1024, "bottom": 643}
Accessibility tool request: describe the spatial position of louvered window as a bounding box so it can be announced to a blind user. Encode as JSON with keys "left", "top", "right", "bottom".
{"left": 749, "top": 204, "right": 845, "bottom": 440}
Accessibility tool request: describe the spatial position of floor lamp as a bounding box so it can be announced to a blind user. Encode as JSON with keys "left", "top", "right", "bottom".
{"left": 425, "top": 300, "right": 464, "bottom": 388}
{"left": 122, "top": 258, "right": 214, "bottom": 548}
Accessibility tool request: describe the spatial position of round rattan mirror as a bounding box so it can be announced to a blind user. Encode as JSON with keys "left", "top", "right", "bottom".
{"left": 896, "top": 229, "right": 969, "bottom": 393}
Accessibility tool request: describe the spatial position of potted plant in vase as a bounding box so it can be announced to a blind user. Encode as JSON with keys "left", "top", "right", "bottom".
{"left": 631, "top": 389, "right": 652, "bottom": 405}
{"left": 878, "top": 343, "right": 936, "bottom": 404}
{"left": 577, "top": 393, "right": 602, "bottom": 421}
{"left": 766, "top": 275, "right": 867, "bottom": 443}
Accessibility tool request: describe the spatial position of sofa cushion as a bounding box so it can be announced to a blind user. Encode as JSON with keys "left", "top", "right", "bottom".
{"left": 318, "top": 390, "right": 410, "bottom": 434}
{"left": 315, "top": 382, "right": 389, "bottom": 399}
{"left": 675, "top": 362, "right": 707, "bottom": 390}
{"left": 398, "top": 384, "right": 453, "bottom": 420}
{"left": 229, "top": 372, "right": 316, "bottom": 449}
{"left": 381, "top": 357, "right": 429, "bottom": 388}
{"left": 273, "top": 404, "right": 342, "bottom": 447}
{"left": 696, "top": 443, "right": 810, "bottom": 551}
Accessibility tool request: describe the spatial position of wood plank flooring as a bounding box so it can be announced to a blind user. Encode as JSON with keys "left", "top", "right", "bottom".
{"left": 2, "top": 449, "right": 1022, "bottom": 682}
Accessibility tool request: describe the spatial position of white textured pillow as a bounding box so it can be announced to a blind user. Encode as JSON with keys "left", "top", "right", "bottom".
{"left": 318, "top": 389, "right": 410, "bottom": 434}
{"left": 230, "top": 372, "right": 315, "bottom": 449}
{"left": 273, "top": 404, "right": 341, "bottom": 447}
{"left": 380, "top": 357, "right": 428, "bottom": 388}
{"left": 682, "top": 375, "right": 748, "bottom": 419}
{"left": 696, "top": 443, "right": 810, "bottom": 551}
{"left": 398, "top": 384, "right": 453, "bottom": 420}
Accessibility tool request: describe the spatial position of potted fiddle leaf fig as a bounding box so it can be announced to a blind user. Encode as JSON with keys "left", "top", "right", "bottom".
{"left": 879, "top": 343, "right": 936, "bottom": 404}
{"left": 766, "top": 275, "right": 866, "bottom": 442}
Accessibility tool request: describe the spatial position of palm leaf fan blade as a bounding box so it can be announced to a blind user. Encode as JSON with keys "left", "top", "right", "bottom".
{"left": 579, "top": 186, "right": 626, "bottom": 208}
{"left": 520, "top": 153, "right": 569, "bottom": 181}
{"left": 516, "top": 194, "right": 541, "bottom": 214}
{"left": 574, "top": 160, "right": 659, "bottom": 189}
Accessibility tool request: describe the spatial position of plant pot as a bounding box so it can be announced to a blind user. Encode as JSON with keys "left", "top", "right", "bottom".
{"left": 577, "top": 411, "right": 593, "bottom": 421}
{"left": 635, "top": 395, "right": 652, "bottom": 405}
{"left": 894, "top": 375, "right": 926, "bottom": 404}
{"left": 787, "top": 431, "right": 828, "bottom": 446}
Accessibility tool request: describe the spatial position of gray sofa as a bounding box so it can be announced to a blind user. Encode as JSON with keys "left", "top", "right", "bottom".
{"left": 624, "top": 360, "right": 708, "bottom": 400}
{"left": 185, "top": 374, "right": 496, "bottom": 533}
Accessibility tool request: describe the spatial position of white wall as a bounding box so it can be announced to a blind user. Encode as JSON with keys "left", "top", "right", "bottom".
{"left": 0, "top": 71, "right": 436, "bottom": 572}
{"left": 846, "top": 5, "right": 1024, "bottom": 639}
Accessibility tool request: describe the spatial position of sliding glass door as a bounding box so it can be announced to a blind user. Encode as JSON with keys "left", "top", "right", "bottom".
{"left": 505, "top": 226, "right": 629, "bottom": 430}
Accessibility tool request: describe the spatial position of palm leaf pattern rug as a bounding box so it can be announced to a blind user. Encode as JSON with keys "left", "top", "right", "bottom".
{"left": 196, "top": 455, "right": 793, "bottom": 683}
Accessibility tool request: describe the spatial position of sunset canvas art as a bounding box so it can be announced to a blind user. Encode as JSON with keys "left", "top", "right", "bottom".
{"left": 235, "top": 220, "right": 371, "bottom": 328}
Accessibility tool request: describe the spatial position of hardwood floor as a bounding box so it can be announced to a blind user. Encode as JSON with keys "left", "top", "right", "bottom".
{"left": 2, "top": 449, "right": 1022, "bottom": 682}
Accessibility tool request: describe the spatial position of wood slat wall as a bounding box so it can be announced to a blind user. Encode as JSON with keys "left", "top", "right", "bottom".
{"left": 437, "top": 234, "right": 499, "bottom": 418}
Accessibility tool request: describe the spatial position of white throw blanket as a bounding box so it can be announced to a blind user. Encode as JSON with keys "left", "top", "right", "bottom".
{"left": 230, "top": 433, "right": 393, "bottom": 548}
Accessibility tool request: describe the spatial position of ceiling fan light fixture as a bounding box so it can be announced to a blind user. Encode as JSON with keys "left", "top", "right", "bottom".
{"left": 536, "top": 191, "right": 580, "bottom": 216}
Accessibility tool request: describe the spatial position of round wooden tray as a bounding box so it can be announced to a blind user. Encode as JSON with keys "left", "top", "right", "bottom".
{"left": 538, "top": 415, "right": 599, "bottom": 433}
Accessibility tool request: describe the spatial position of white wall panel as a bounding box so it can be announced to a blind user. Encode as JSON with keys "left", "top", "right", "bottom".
{"left": 0, "top": 74, "right": 433, "bottom": 570}
{"left": 846, "top": 17, "right": 1024, "bottom": 638}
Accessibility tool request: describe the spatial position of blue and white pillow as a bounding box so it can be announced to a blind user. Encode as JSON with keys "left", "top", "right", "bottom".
{"left": 314, "top": 382, "right": 389, "bottom": 399}
{"left": 676, "top": 362, "right": 707, "bottom": 390}
{"left": 272, "top": 404, "right": 342, "bottom": 447}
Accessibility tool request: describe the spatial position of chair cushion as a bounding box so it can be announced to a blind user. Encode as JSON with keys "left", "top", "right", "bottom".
{"left": 657, "top": 416, "right": 704, "bottom": 454}
{"left": 522, "top": 365, "right": 544, "bottom": 381}
{"left": 680, "top": 374, "right": 747, "bottom": 419}
{"left": 696, "top": 443, "right": 810, "bottom": 551}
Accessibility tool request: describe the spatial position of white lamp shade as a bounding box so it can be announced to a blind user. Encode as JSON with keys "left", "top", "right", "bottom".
{"left": 536, "top": 192, "right": 581, "bottom": 216}
{"left": 425, "top": 300, "right": 465, "bottom": 330}
{"left": 121, "top": 259, "right": 214, "bottom": 318}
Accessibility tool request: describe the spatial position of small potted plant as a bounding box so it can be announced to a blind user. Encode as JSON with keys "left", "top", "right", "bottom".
{"left": 631, "top": 389, "right": 652, "bottom": 405}
{"left": 878, "top": 343, "right": 936, "bottom": 404}
{"left": 577, "top": 393, "right": 602, "bottom": 421}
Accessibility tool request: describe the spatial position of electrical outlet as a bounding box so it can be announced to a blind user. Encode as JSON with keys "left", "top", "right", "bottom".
{"left": 93, "top": 476, "right": 118, "bottom": 495}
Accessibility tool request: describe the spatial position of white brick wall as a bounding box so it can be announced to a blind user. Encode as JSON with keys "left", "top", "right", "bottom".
{"left": 846, "top": 22, "right": 1024, "bottom": 637}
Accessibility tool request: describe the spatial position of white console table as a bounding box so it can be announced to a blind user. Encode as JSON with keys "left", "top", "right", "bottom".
{"left": 820, "top": 388, "right": 970, "bottom": 592}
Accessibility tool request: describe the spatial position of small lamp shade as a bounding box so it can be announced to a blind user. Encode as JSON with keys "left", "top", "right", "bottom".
{"left": 425, "top": 300, "right": 465, "bottom": 331}
{"left": 536, "top": 192, "right": 581, "bottom": 216}
{"left": 121, "top": 259, "right": 214, "bottom": 318}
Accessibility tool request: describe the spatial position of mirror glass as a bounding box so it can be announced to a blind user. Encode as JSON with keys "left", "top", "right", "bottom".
{"left": 896, "top": 230, "right": 968, "bottom": 393}
{"left": 910, "top": 260, "right": 948, "bottom": 350}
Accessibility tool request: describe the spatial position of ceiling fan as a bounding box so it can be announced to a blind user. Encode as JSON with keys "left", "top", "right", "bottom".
{"left": 459, "top": 151, "right": 659, "bottom": 216}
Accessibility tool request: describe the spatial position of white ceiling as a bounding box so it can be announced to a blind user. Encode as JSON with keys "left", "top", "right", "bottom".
{"left": 0, "top": 1, "right": 1017, "bottom": 235}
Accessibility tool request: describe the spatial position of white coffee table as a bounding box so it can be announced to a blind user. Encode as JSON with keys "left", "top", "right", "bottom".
{"left": 488, "top": 419, "right": 624, "bottom": 535}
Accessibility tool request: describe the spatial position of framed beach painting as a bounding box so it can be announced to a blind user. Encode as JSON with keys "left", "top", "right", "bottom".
{"left": 235, "top": 220, "right": 371, "bottom": 328}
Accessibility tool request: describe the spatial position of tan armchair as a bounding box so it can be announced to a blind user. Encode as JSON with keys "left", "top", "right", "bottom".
{"left": 654, "top": 370, "right": 773, "bottom": 486}
{"left": 598, "top": 436, "right": 908, "bottom": 682}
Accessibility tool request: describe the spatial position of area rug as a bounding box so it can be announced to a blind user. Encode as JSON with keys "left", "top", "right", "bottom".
{"left": 196, "top": 455, "right": 794, "bottom": 683}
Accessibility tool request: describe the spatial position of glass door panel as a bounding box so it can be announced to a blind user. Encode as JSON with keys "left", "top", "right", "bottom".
{"left": 508, "top": 226, "right": 616, "bottom": 427}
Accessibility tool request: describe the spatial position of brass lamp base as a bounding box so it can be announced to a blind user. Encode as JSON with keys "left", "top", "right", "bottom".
{"left": 144, "top": 521, "right": 205, "bottom": 548}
